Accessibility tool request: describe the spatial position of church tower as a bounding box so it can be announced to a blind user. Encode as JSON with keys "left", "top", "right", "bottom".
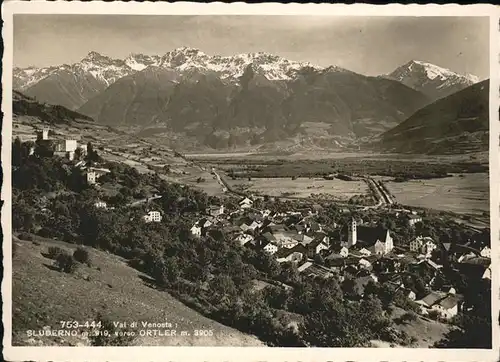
{"left": 347, "top": 218, "right": 357, "bottom": 247}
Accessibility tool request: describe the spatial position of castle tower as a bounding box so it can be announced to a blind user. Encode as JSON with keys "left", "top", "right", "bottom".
{"left": 347, "top": 218, "right": 357, "bottom": 247}
{"left": 37, "top": 128, "right": 50, "bottom": 141}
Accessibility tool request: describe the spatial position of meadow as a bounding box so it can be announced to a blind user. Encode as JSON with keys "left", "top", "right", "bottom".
{"left": 227, "top": 177, "right": 368, "bottom": 200}
{"left": 383, "top": 173, "right": 489, "bottom": 215}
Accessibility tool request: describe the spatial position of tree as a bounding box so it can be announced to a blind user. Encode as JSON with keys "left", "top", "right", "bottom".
{"left": 12, "top": 137, "right": 23, "bottom": 167}
{"left": 74, "top": 147, "right": 84, "bottom": 161}
{"left": 435, "top": 313, "right": 492, "bottom": 349}
{"left": 263, "top": 285, "right": 290, "bottom": 309}
{"left": 209, "top": 274, "right": 238, "bottom": 305}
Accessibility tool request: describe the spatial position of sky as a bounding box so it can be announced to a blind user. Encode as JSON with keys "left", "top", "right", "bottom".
{"left": 13, "top": 15, "right": 490, "bottom": 79}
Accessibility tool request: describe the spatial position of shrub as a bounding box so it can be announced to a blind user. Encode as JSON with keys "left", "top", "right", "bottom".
{"left": 55, "top": 252, "right": 78, "bottom": 273}
{"left": 396, "top": 312, "right": 418, "bottom": 325}
{"left": 427, "top": 310, "right": 441, "bottom": 321}
{"left": 401, "top": 312, "right": 418, "bottom": 323}
{"left": 47, "top": 246, "right": 64, "bottom": 260}
{"left": 18, "top": 232, "right": 33, "bottom": 241}
{"left": 73, "top": 247, "right": 91, "bottom": 266}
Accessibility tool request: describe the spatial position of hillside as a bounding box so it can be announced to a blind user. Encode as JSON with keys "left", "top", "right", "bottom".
{"left": 12, "top": 234, "right": 263, "bottom": 347}
{"left": 13, "top": 90, "right": 95, "bottom": 124}
{"left": 376, "top": 80, "right": 489, "bottom": 154}
{"left": 387, "top": 60, "right": 479, "bottom": 101}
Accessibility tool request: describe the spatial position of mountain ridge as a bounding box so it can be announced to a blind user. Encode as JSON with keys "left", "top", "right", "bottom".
{"left": 386, "top": 60, "right": 480, "bottom": 101}
{"left": 375, "top": 79, "right": 489, "bottom": 154}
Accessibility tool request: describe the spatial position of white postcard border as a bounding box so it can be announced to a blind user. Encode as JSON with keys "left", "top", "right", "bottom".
{"left": 2, "top": 2, "right": 500, "bottom": 362}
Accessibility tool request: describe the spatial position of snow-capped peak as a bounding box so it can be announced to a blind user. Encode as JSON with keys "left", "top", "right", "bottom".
{"left": 154, "top": 48, "right": 323, "bottom": 80}
{"left": 13, "top": 47, "right": 328, "bottom": 90}
{"left": 391, "top": 60, "right": 479, "bottom": 84}
{"left": 387, "top": 60, "right": 480, "bottom": 100}
{"left": 125, "top": 53, "right": 161, "bottom": 71}
{"left": 410, "top": 60, "right": 479, "bottom": 83}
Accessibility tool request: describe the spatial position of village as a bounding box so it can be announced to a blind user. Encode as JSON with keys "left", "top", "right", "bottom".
{"left": 21, "top": 127, "right": 492, "bottom": 325}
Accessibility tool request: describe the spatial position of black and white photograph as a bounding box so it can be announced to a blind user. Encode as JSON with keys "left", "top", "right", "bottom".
{"left": 2, "top": 2, "right": 499, "bottom": 361}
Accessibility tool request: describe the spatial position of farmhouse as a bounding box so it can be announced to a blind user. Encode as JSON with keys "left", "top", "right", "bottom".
{"left": 78, "top": 144, "right": 88, "bottom": 156}
{"left": 198, "top": 218, "right": 213, "bottom": 229}
{"left": 480, "top": 246, "right": 491, "bottom": 258}
{"left": 272, "top": 231, "right": 302, "bottom": 249}
{"left": 305, "top": 239, "right": 330, "bottom": 257}
{"left": 84, "top": 167, "right": 111, "bottom": 185}
{"left": 94, "top": 200, "right": 107, "bottom": 209}
{"left": 275, "top": 247, "right": 304, "bottom": 264}
{"left": 406, "top": 214, "right": 423, "bottom": 227}
{"left": 143, "top": 210, "right": 162, "bottom": 223}
{"left": 235, "top": 233, "right": 254, "bottom": 246}
{"left": 358, "top": 258, "right": 372, "bottom": 270}
{"left": 207, "top": 205, "right": 225, "bottom": 217}
{"left": 190, "top": 224, "right": 202, "bottom": 238}
{"left": 410, "top": 236, "right": 437, "bottom": 257}
{"left": 415, "top": 291, "right": 462, "bottom": 320}
{"left": 262, "top": 242, "right": 279, "bottom": 255}
{"left": 54, "top": 139, "right": 78, "bottom": 160}
{"left": 296, "top": 233, "right": 314, "bottom": 245}
{"left": 239, "top": 197, "right": 253, "bottom": 209}
{"left": 358, "top": 248, "right": 371, "bottom": 257}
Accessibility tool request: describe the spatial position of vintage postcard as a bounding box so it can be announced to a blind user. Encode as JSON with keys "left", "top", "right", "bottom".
{"left": 2, "top": 2, "right": 499, "bottom": 361}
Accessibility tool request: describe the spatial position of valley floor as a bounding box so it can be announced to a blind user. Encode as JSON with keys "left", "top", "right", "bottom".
{"left": 380, "top": 173, "right": 490, "bottom": 216}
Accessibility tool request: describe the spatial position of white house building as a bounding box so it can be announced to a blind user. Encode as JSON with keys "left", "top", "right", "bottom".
{"left": 359, "top": 258, "right": 372, "bottom": 269}
{"left": 85, "top": 167, "right": 111, "bottom": 185}
{"left": 359, "top": 248, "right": 372, "bottom": 257}
{"left": 480, "top": 246, "right": 491, "bottom": 258}
{"left": 407, "top": 214, "right": 423, "bottom": 227}
{"left": 207, "top": 205, "right": 225, "bottom": 217}
{"left": 94, "top": 200, "right": 107, "bottom": 209}
{"left": 410, "top": 236, "right": 437, "bottom": 257}
{"left": 262, "top": 242, "right": 278, "bottom": 255}
{"left": 143, "top": 211, "right": 162, "bottom": 223}
{"left": 235, "top": 233, "right": 254, "bottom": 246}
{"left": 190, "top": 224, "right": 202, "bottom": 238}
{"left": 339, "top": 246, "right": 349, "bottom": 258}
{"left": 54, "top": 139, "right": 78, "bottom": 160}
{"left": 239, "top": 197, "right": 253, "bottom": 209}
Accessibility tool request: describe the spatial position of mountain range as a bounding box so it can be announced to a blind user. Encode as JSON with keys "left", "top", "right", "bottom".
{"left": 13, "top": 47, "right": 485, "bottom": 151}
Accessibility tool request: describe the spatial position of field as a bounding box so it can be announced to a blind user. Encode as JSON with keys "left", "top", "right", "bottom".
{"left": 383, "top": 173, "right": 489, "bottom": 215}
{"left": 227, "top": 177, "right": 367, "bottom": 200}
{"left": 11, "top": 234, "right": 263, "bottom": 347}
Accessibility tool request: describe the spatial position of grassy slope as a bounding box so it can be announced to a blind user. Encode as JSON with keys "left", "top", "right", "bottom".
{"left": 12, "top": 235, "right": 263, "bottom": 347}
{"left": 371, "top": 306, "right": 450, "bottom": 348}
